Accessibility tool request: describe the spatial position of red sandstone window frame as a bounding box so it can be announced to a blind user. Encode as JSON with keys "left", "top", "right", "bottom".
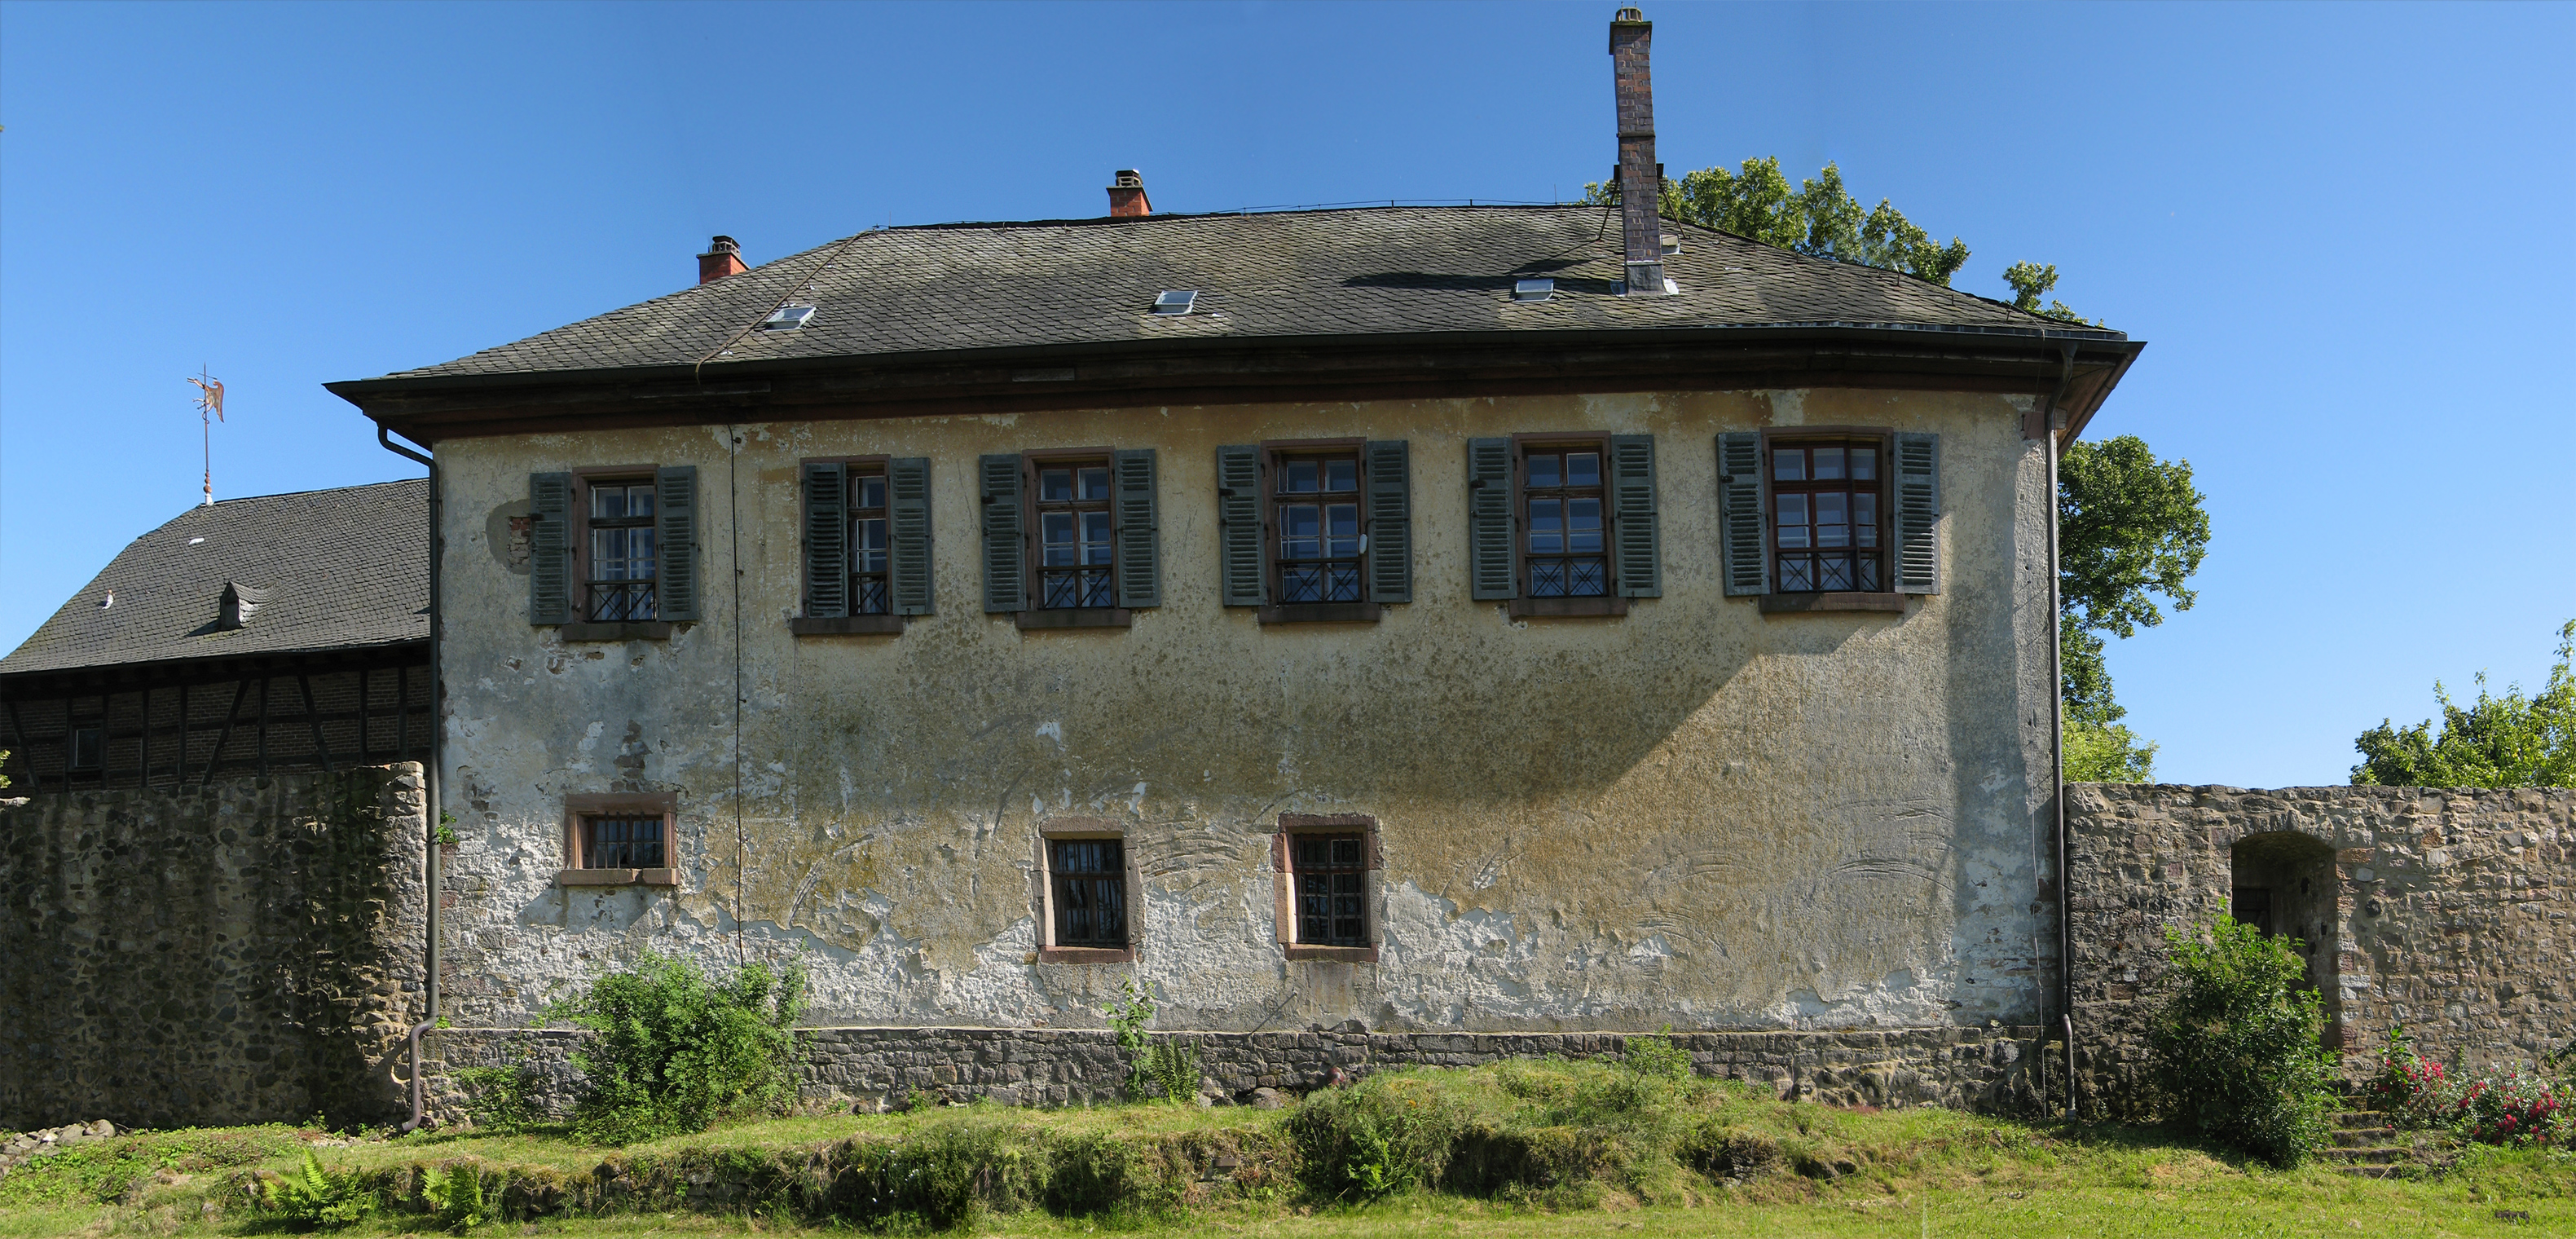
{"left": 1270, "top": 813, "right": 1380, "bottom": 962}
{"left": 559, "top": 791, "right": 679, "bottom": 887}
{"left": 1032, "top": 818, "right": 1143, "bottom": 963}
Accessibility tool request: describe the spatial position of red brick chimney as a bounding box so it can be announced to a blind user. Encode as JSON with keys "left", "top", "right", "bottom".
{"left": 1107, "top": 170, "right": 1152, "bottom": 218}
{"left": 1609, "top": 9, "right": 1667, "bottom": 296}
{"left": 698, "top": 236, "right": 747, "bottom": 284}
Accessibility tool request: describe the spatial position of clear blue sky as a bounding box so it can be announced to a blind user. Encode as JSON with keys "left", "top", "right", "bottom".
{"left": 3, "top": 1, "right": 2569, "bottom": 787}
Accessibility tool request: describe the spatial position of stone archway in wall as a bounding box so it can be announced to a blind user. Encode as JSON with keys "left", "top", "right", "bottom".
{"left": 2229, "top": 830, "right": 2343, "bottom": 1043}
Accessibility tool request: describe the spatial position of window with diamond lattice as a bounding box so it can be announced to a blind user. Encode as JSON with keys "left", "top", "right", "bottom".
{"left": 1274, "top": 452, "right": 1363, "bottom": 603}
{"left": 847, "top": 465, "right": 892, "bottom": 615}
{"left": 1522, "top": 443, "right": 1609, "bottom": 597}
{"left": 582, "top": 814, "right": 665, "bottom": 868}
{"left": 1292, "top": 834, "right": 1368, "bottom": 946}
{"left": 1034, "top": 461, "right": 1115, "bottom": 609}
{"left": 1048, "top": 838, "right": 1129, "bottom": 948}
{"left": 1772, "top": 439, "right": 1883, "bottom": 593}
{"left": 585, "top": 478, "right": 658, "bottom": 620}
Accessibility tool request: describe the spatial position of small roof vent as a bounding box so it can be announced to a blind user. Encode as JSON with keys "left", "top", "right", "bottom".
{"left": 1151, "top": 290, "right": 1198, "bottom": 315}
{"left": 1512, "top": 278, "right": 1556, "bottom": 302}
{"left": 218, "top": 581, "right": 270, "bottom": 631}
{"left": 760, "top": 302, "right": 817, "bottom": 331}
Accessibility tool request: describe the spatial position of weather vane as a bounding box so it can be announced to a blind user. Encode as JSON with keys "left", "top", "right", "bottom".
{"left": 187, "top": 366, "right": 226, "bottom": 506}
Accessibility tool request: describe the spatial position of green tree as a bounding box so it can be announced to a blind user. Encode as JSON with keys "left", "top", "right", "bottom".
{"left": 2002, "top": 261, "right": 2097, "bottom": 324}
{"left": 2352, "top": 620, "right": 2576, "bottom": 787}
{"left": 1585, "top": 157, "right": 1971, "bottom": 286}
{"left": 2059, "top": 436, "right": 2211, "bottom": 782}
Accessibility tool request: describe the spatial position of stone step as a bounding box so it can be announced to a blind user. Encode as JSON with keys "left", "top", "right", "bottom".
{"left": 2332, "top": 1127, "right": 2395, "bottom": 1147}
{"left": 2336, "top": 1163, "right": 2404, "bottom": 1179}
{"left": 2321, "top": 1147, "right": 2409, "bottom": 1166}
{"left": 2332, "top": 1110, "right": 2393, "bottom": 1129}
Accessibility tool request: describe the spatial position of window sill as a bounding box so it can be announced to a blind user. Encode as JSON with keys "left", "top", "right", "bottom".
{"left": 560, "top": 621, "right": 674, "bottom": 642}
{"left": 1258, "top": 602, "right": 1382, "bottom": 624}
{"left": 1034, "top": 946, "right": 1136, "bottom": 964}
{"left": 1015, "top": 607, "right": 1132, "bottom": 630}
{"left": 1758, "top": 592, "right": 1905, "bottom": 615}
{"left": 1283, "top": 945, "right": 1379, "bottom": 963}
{"left": 791, "top": 615, "right": 905, "bottom": 636}
{"left": 1508, "top": 596, "right": 1630, "bottom": 619}
{"left": 557, "top": 867, "right": 678, "bottom": 887}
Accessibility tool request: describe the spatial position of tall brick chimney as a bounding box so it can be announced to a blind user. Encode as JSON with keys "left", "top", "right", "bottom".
{"left": 1107, "top": 170, "right": 1152, "bottom": 218}
{"left": 698, "top": 236, "right": 747, "bottom": 284}
{"left": 1609, "top": 9, "right": 1667, "bottom": 296}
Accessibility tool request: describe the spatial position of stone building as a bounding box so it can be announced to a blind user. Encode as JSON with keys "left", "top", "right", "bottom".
{"left": 318, "top": 7, "right": 2141, "bottom": 1088}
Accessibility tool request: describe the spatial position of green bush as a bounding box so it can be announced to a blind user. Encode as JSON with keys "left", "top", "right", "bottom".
{"left": 545, "top": 950, "right": 808, "bottom": 1145}
{"left": 2151, "top": 917, "right": 2339, "bottom": 1166}
{"left": 1288, "top": 1071, "right": 1473, "bottom": 1198}
{"left": 452, "top": 1063, "right": 543, "bottom": 1132}
{"left": 420, "top": 1162, "right": 494, "bottom": 1232}
{"left": 259, "top": 1150, "right": 377, "bottom": 1229}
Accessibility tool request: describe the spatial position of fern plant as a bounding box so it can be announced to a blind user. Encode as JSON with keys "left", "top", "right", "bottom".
{"left": 421, "top": 1162, "right": 492, "bottom": 1232}
{"left": 263, "top": 1150, "right": 376, "bottom": 1228}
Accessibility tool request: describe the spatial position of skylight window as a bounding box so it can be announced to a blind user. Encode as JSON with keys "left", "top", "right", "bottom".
{"left": 1512, "top": 279, "right": 1556, "bottom": 302}
{"left": 1151, "top": 290, "right": 1198, "bottom": 315}
{"left": 760, "top": 302, "right": 817, "bottom": 331}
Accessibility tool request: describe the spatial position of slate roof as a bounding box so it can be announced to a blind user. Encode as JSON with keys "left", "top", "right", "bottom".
{"left": 368, "top": 205, "right": 2119, "bottom": 384}
{"left": 0, "top": 481, "right": 428, "bottom": 679}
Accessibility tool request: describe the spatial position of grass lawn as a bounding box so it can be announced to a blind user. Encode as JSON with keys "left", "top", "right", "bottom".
{"left": 1, "top": 1061, "right": 2566, "bottom": 1237}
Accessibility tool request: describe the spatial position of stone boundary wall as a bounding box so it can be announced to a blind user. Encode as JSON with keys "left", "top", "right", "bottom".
{"left": 426, "top": 1022, "right": 2053, "bottom": 1122}
{"left": 2064, "top": 783, "right": 2574, "bottom": 1117}
{"left": 0, "top": 765, "right": 429, "bottom": 1131}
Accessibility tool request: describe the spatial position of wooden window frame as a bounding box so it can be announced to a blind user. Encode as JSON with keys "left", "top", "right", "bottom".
{"left": 559, "top": 791, "right": 680, "bottom": 887}
{"left": 1019, "top": 448, "right": 1131, "bottom": 629}
{"left": 1759, "top": 428, "right": 1902, "bottom": 611}
{"left": 791, "top": 455, "right": 905, "bottom": 636}
{"left": 1258, "top": 439, "right": 1381, "bottom": 624}
{"left": 564, "top": 465, "right": 675, "bottom": 641}
{"left": 1508, "top": 434, "right": 1629, "bottom": 619}
{"left": 1032, "top": 818, "right": 1142, "bottom": 963}
{"left": 1270, "top": 813, "right": 1380, "bottom": 962}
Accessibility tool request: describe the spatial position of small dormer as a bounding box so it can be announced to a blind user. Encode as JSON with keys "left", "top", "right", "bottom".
{"left": 218, "top": 581, "right": 269, "bottom": 631}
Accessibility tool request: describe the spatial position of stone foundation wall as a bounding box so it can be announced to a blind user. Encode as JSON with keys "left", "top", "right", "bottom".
{"left": 2064, "top": 783, "right": 2574, "bottom": 1117}
{"left": 0, "top": 765, "right": 429, "bottom": 1130}
{"left": 426, "top": 1022, "right": 2054, "bottom": 1123}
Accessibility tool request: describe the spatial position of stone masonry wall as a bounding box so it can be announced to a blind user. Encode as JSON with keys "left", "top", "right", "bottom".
{"left": 425, "top": 1022, "right": 2054, "bottom": 1123}
{"left": 2064, "top": 783, "right": 2574, "bottom": 1118}
{"left": 0, "top": 765, "right": 429, "bottom": 1130}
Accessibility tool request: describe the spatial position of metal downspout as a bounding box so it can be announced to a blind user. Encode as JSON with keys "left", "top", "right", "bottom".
{"left": 2042, "top": 343, "right": 2078, "bottom": 1117}
{"left": 379, "top": 425, "right": 440, "bottom": 1132}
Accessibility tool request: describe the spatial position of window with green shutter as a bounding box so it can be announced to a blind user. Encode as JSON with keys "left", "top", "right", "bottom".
{"left": 1471, "top": 434, "right": 1655, "bottom": 616}
{"left": 1737, "top": 427, "right": 1931, "bottom": 611}
{"left": 795, "top": 456, "right": 928, "bottom": 635}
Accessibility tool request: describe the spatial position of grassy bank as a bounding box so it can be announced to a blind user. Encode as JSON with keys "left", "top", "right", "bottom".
{"left": 1, "top": 1060, "right": 2567, "bottom": 1236}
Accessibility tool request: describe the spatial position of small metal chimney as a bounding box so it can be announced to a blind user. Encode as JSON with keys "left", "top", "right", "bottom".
{"left": 1609, "top": 9, "right": 1667, "bottom": 296}
{"left": 1107, "top": 170, "right": 1152, "bottom": 218}
{"left": 698, "top": 236, "right": 747, "bottom": 284}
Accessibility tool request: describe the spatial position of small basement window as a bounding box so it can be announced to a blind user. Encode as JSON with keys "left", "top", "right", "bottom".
{"left": 1512, "top": 278, "right": 1555, "bottom": 302}
{"left": 760, "top": 302, "right": 817, "bottom": 330}
{"left": 1151, "top": 290, "right": 1197, "bottom": 315}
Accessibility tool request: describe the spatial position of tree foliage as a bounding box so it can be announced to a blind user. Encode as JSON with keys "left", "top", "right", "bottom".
{"left": 2151, "top": 917, "right": 2339, "bottom": 1166}
{"left": 2002, "top": 261, "right": 2096, "bottom": 324}
{"left": 2352, "top": 620, "right": 2576, "bottom": 787}
{"left": 1583, "top": 157, "right": 1971, "bottom": 286}
{"left": 2058, "top": 436, "right": 2211, "bottom": 782}
{"left": 545, "top": 950, "right": 808, "bottom": 1145}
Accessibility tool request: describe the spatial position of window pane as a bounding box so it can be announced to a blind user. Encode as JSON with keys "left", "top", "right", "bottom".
{"left": 1853, "top": 494, "right": 1877, "bottom": 546}
{"left": 1081, "top": 511, "right": 1113, "bottom": 564}
{"left": 1324, "top": 458, "right": 1358, "bottom": 492}
{"left": 1815, "top": 492, "right": 1849, "bottom": 548}
{"left": 1530, "top": 560, "right": 1565, "bottom": 596}
{"left": 857, "top": 516, "right": 888, "bottom": 553}
{"left": 1773, "top": 448, "right": 1804, "bottom": 482}
{"left": 592, "top": 529, "right": 627, "bottom": 576}
{"left": 1813, "top": 447, "right": 1845, "bottom": 480}
{"left": 1331, "top": 838, "right": 1363, "bottom": 866}
{"left": 1281, "top": 504, "right": 1319, "bottom": 559}
{"left": 1776, "top": 495, "right": 1808, "bottom": 548}
{"left": 1850, "top": 448, "right": 1876, "bottom": 480}
{"left": 1820, "top": 556, "right": 1853, "bottom": 591}
{"left": 1282, "top": 461, "right": 1319, "bottom": 493}
{"left": 1526, "top": 452, "right": 1561, "bottom": 488}
{"left": 1080, "top": 466, "right": 1111, "bottom": 500}
{"left": 1325, "top": 503, "right": 1360, "bottom": 558}
{"left": 1567, "top": 497, "right": 1603, "bottom": 553}
{"left": 1281, "top": 565, "right": 1321, "bottom": 602}
{"left": 1042, "top": 512, "right": 1077, "bottom": 565}
{"left": 1567, "top": 452, "right": 1601, "bottom": 487}
{"left": 1857, "top": 558, "right": 1880, "bottom": 591}
{"left": 856, "top": 475, "right": 887, "bottom": 509}
{"left": 1570, "top": 558, "right": 1607, "bottom": 595}
{"left": 1779, "top": 556, "right": 1813, "bottom": 592}
{"left": 1039, "top": 468, "right": 1073, "bottom": 502}
{"left": 1529, "top": 497, "right": 1562, "bottom": 553}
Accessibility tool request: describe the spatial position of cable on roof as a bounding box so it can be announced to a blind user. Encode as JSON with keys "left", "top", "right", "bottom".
{"left": 692, "top": 230, "right": 876, "bottom": 376}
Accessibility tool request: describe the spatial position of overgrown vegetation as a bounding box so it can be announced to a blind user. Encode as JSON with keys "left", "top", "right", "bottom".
{"left": 418, "top": 1162, "right": 493, "bottom": 1232}
{"left": 2367, "top": 1023, "right": 2572, "bottom": 1148}
{"left": 451, "top": 1063, "right": 541, "bottom": 1133}
{"left": 544, "top": 950, "right": 808, "bottom": 1145}
{"left": 2354, "top": 618, "right": 2576, "bottom": 787}
{"left": 2151, "top": 917, "right": 2339, "bottom": 1166}
{"left": 254, "top": 1150, "right": 377, "bottom": 1228}
{"left": 0, "top": 1125, "right": 296, "bottom": 1209}
{"left": 1106, "top": 980, "right": 1202, "bottom": 1104}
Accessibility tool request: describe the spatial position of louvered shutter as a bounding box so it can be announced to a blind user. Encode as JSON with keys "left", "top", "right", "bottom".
{"left": 1112, "top": 448, "right": 1160, "bottom": 609}
{"left": 1894, "top": 432, "right": 1941, "bottom": 594}
{"left": 529, "top": 472, "right": 572, "bottom": 624}
{"left": 1716, "top": 432, "right": 1769, "bottom": 596}
{"left": 1467, "top": 438, "right": 1515, "bottom": 601}
{"left": 979, "top": 453, "right": 1026, "bottom": 612}
{"left": 1608, "top": 434, "right": 1661, "bottom": 598}
{"left": 654, "top": 465, "right": 700, "bottom": 621}
{"left": 1364, "top": 439, "right": 1411, "bottom": 604}
{"left": 890, "top": 457, "right": 934, "bottom": 615}
{"left": 1216, "top": 444, "right": 1264, "bottom": 606}
{"left": 802, "top": 461, "right": 848, "bottom": 619}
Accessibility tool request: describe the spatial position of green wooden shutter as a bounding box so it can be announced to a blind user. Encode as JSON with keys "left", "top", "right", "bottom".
{"left": 1894, "top": 432, "right": 1941, "bottom": 594}
{"left": 1364, "top": 439, "right": 1411, "bottom": 604}
{"left": 1216, "top": 444, "right": 1264, "bottom": 606}
{"left": 1609, "top": 434, "right": 1661, "bottom": 598}
{"left": 1467, "top": 437, "right": 1515, "bottom": 601}
{"left": 802, "top": 461, "right": 848, "bottom": 619}
{"left": 529, "top": 472, "right": 571, "bottom": 624}
{"left": 890, "top": 457, "right": 934, "bottom": 615}
{"left": 654, "top": 465, "right": 701, "bottom": 621}
{"left": 1716, "top": 432, "right": 1769, "bottom": 596}
{"left": 1112, "top": 448, "right": 1160, "bottom": 609}
{"left": 979, "top": 453, "right": 1026, "bottom": 613}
